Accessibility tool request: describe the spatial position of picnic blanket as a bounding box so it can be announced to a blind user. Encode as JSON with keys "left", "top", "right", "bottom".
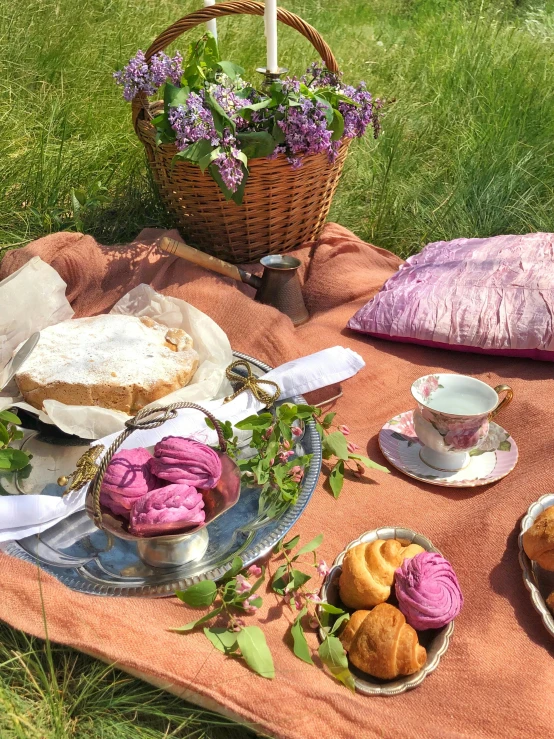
{"left": 1, "top": 224, "right": 553, "bottom": 739}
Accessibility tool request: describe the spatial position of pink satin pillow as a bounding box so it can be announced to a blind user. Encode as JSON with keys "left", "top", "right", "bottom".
{"left": 347, "top": 233, "right": 554, "bottom": 360}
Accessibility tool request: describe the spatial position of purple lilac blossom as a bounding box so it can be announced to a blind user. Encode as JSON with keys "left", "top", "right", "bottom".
{"left": 114, "top": 51, "right": 183, "bottom": 101}
{"left": 167, "top": 91, "right": 219, "bottom": 149}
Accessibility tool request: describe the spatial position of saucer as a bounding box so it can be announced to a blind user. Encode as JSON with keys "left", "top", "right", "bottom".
{"left": 378, "top": 410, "right": 518, "bottom": 488}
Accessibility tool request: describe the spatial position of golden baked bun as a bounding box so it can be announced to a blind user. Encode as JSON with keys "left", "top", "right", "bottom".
{"left": 340, "top": 603, "right": 427, "bottom": 680}
{"left": 522, "top": 506, "right": 554, "bottom": 571}
{"left": 338, "top": 539, "right": 425, "bottom": 609}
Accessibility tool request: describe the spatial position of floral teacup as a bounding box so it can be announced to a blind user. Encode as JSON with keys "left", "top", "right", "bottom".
{"left": 411, "top": 374, "right": 513, "bottom": 471}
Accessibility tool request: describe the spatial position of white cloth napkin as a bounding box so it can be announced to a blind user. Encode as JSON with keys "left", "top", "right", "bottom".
{"left": 0, "top": 346, "right": 364, "bottom": 543}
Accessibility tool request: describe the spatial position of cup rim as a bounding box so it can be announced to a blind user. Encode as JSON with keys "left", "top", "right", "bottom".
{"left": 411, "top": 373, "right": 498, "bottom": 417}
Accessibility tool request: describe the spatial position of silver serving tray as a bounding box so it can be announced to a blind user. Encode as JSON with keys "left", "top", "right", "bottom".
{"left": 0, "top": 352, "right": 322, "bottom": 597}
{"left": 319, "top": 526, "right": 454, "bottom": 696}
{"left": 518, "top": 493, "right": 554, "bottom": 638}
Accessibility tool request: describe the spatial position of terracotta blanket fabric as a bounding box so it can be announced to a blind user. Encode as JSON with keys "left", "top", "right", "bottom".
{"left": 1, "top": 224, "right": 553, "bottom": 739}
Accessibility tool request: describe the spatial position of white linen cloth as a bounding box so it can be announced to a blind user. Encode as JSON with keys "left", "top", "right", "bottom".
{"left": 0, "top": 346, "right": 364, "bottom": 543}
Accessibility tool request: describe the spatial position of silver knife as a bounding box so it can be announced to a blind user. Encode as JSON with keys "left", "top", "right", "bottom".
{"left": 1, "top": 332, "right": 40, "bottom": 391}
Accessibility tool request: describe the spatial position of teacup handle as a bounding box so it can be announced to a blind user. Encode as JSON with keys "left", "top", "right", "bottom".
{"left": 490, "top": 384, "right": 513, "bottom": 419}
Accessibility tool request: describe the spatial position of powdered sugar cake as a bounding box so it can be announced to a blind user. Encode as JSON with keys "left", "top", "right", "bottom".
{"left": 15, "top": 315, "right": 200, "bottom": 414}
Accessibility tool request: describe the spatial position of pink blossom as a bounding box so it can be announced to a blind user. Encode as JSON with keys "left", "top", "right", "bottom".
{"left": 309, "top": 616, "right": 319, "bottom": 629}
{"left": 306, "top": 592, "right": 322, "bottom": 603}
{"left": 339, "top": 425, "right": 350, "bottom": 435}
{"left": 419, "top": 375, "right": 440, "bottom": 400}
{"left": 284, "top": 591, "right": 303, "bottom": 610}
{"left": 395, "top": 413, "right": 416, "bottom": 436}
{"left": 316, "top": 560, "right": 330, "bottom": 577}
{"left": 347, "top": 441, "right": 360, "bottom": 453}
{"left": 444, "top": 423, "right": 486, "bottom": 451}
{"left": 235, "top": 574, "right": 251, "bottom": 594}
{"left": 231, "top": 617, "right": 245, "bottom": 632}
{"left": 263, "top": 426, "right": 274, "bottom": 440}
{"left": 247, "top": 564, "right": 262, "bottom": 577}
{"left": 244, "top": 596, "right": 259, "bottom": 613}
{"left": 289, "top": 465, "right": 304, "bottom": 483}
{"left": 279, "top": 450, "right": 295, "bottom": 463}
{"left": 291, "top": 426, "right": 303, "bottom": 437}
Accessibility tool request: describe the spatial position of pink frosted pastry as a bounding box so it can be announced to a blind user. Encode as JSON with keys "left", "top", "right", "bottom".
{"left": 129, "top": 483, "right": 205, "bottom": 536}
{"left": 149, "top": 436, "right": 222, "bottom": 489}
{"left": 99, "top": 448, "right": 156, "bottom": 518}
{"left": 395, "top": 552, "right": 463, "bottom": 630}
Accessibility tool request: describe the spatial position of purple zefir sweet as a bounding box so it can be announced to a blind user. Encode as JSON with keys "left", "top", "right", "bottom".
{"left": 395, "top": 551, "right": 463, "bottom": 630}
{"left": 129, "top": 483, "right": 205, "bottom": 536}
{"left": 99, "top": 448, "right": 156, "bottom": 519}
{"left": 149, "top": 436, "right": 222, "bottom": 489}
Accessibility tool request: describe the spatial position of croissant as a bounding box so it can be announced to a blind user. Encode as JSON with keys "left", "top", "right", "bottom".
{"left": 522, "top": 506, "right": 554, "bottom": 571}
{"left": 339, "top": 539, "right": 425, "bottom": 609}
{"left": 340, "top": 603, "right": 427, "bottom": 680}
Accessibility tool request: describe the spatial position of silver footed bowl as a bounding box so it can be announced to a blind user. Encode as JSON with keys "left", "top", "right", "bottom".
{"left": 319, "top": 526, "right": 454, "bottom": 696}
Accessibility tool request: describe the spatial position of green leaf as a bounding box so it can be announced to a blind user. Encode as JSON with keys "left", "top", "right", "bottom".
{"left": 176, "top": 139, "right": 215, "bottom": 165}
{"left": 217, "top": 60, "right": 245, "bottom": 80}
{"left": 164, "top": 82, "right": 190, "bottom": 109}
{"left": 292, "top": 534, "right": 323, "bottom": 560}
{"left": 291, "top": 607, "right": 314, "bottom": 665}
{"left": 328, "top": 460, "right": 344, "bottom": 498}
{"left": 236, "top": 626, "right": 275, "bottom": 679}
{"left": 270, "top": 564, "right": 288, "bottom": 595}
{"left": 169, "top": 606, "right": 223, "bottom": 633}
{"left": 498, "top": 440, "right": 512, "bottom": 452}
{"left": 204, "top": 627, "right": 238, "bottom": 654}
{"left": 0, "top": 448, "right": 31, "bottom": 471}
{"left": 0, "top": 424, "right": 9, "bottom": 445}
{"left": 236, "top": 131, "right": 277, "bottom": 159}
{"left": 348, "top": 454, "right": 390, "bottom": 473}
{"left": 285, "top": 569, "right": 311, "bottom": 592}
{"left": 294, "top": 404, "right": 317, "bottom": 419}
{"left": 322, "top": 431, "right": 349, "bottom": 460}
{"left": 222, "top": 556, "right": 244, "bottom": 582}
{"left": 330, "top": 108, "right": 345, "bottom": 141}
{"left": 329, "top": 612, "right": 350, "bottom": 635}
{"left": 175, "top": 580, "right": 217, "bottom": 608}
{"left": 322, "top": 412, "right": 336, "bottom": 429}
{"left": 198, "top": 145, "right": 222, "bottom": 173}
{"left": 318, "top": 635, "right": 355, "bottom": 691}
{"left": 203, "top": 32, "right": 221, "bottom": 68}
{"left": 205, "top": 91, "right": 235, "bottom": 136}
{"left": 319, "top": 603, "right": 346, "bottom": 615}
{"left": 234, "top": 413, "right": 274, "bottom": 431}
{"left": 283, "top": 534, "right": 300, "bottom": 551}
{"left": 314, "top": 95, "right": 334, "bottom": 124}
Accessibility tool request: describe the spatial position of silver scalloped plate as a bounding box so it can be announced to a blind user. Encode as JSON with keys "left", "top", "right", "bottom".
{"left": 319, "top": 527, "right": 454, "bottom": 696}
{"left": 518, "top": 493, "right": 554, "bottom": 639}
{"left": 1, "top": 352, "right": 322, "bottom": 597}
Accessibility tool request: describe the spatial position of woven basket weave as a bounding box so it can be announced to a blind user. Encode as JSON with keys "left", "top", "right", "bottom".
{"left": 132, "top": 0, "right": 350, "bottom": 263}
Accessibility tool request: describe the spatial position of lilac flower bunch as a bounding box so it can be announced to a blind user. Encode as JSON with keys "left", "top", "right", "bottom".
{"left": 115, "top": 39, "right": 381, "bottom": 203}
{"left": 114, "top": 50, "right": 183, "bottom": 102}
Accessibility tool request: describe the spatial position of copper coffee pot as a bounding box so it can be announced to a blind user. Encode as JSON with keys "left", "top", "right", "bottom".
{"left": 159, "top": 237, "right": 309, "bottom": 326}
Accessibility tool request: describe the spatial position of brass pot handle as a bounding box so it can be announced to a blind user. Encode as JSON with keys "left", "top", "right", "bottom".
{"left": 490, "top": 384, "right": 513, "bottom": 419}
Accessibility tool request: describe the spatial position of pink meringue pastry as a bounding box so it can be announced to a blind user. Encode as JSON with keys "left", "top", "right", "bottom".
{"left": 395, "top": 551, "right": 463, "bottom": 630}
{"left": 129, "top": 483, "right": 205, "bottom": 537}
{"left": 148, "top": 436, "right": 222, "bottom": 489}
{"left": 99, "top": 448, "right": 156, "bottom": 518}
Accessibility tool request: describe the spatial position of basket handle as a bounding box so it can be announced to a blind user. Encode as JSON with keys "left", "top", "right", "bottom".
{"left": 143, "top": 1, "right": 339, "bottom": 71}
{"left": 90, "top": 402, "right": 227, "bottom": 527}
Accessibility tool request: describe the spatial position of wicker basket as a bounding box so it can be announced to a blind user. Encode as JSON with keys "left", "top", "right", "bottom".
{"left": 131, "top": 0, "right": 350, "bottom": 263}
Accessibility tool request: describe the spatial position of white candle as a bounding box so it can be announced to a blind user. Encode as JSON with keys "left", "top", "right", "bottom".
{"left": 204, "top": 0, "right": 217, "bottom": 40}
{"left": 264, "top": 0, "right": 278, "bottom": 73}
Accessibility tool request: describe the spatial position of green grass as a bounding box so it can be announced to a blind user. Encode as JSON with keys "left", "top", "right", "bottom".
{"left": 2, "top": 0, "right": 554, "bottom": 258}
{"left": 1, "top": 0, "right": 554, "bottom": 735}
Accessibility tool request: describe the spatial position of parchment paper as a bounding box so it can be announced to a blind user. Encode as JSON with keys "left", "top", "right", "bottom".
{"left": 0, "top": 274, "right": 233, "bottom": 439}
